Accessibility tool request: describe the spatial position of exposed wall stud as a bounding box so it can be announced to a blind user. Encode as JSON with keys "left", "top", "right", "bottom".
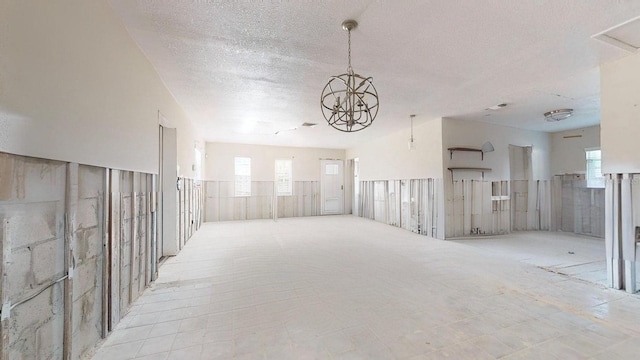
{"left": 1, "top": 219, "right": 10, "bottom": 360}
{"left": 102, "top": 169, "right": 110, "bottom": 338}
{"left": 64, "top": 163, "right": 79, "bottom": 360}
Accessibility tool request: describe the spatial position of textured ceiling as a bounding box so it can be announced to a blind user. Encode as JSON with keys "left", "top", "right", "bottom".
{"left": 108, "top": 0, "right": 640, "bottom": 149}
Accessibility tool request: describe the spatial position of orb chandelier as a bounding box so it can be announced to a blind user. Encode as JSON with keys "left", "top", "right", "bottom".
{"left": 321, "top": 20, "right": 379, "bottom": 132}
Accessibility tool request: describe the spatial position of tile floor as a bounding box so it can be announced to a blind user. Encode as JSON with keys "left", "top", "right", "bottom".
{"left": 452, "top": 231, "right": 609, "bottom": 286}
{"left": 90, "top": 216, "right": 640, "bottom": 359}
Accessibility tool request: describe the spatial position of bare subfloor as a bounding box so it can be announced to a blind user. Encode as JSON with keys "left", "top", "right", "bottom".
{"left": 91, "top": 216, "right": 640, "bottom": 359}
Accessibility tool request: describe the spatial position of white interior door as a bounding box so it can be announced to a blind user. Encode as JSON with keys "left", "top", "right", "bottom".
{"left": 160, "top": 126, "right": 178, "bottom": 256}
{"left": 321, "top": 160, "right": 344, "bottom": 215}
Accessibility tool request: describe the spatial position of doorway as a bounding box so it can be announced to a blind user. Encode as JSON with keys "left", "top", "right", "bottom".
{"left": 320, "top": 160, "right": 344, "bottom": 215}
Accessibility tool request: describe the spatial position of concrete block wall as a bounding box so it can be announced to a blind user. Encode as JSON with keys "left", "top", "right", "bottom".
{"left": 0, "top": 152, "right": 203, "bottom": 359}
{"left": 0, "top": 153, "right": 67, "bottom": 359}
{"left": 72, "top": 165, "right": 105, "bottom": 360}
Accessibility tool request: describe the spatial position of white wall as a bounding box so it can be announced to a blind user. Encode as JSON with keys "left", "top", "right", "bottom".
{"left": 442, "top": 118, "right": 551, "bottom": 181}
{"left": 346, "top": 118, "right": 444, "bottom": 181}
{"left": 0, "top": 1, "right": 201, "bottom": 177}
{"left": 205, "top": 142, "right": 345, "bottom": 182}
{"left": 550, "top": 125, "right": 600, "bottom": 175}
{"left": 601, "top": 52, "right": 640, "bottom": 174}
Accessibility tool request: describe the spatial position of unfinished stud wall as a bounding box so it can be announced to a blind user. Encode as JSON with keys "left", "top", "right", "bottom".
{"left": 277, "top": 182, "right": 321, "bottom": 218}
{"left": 204, "top": 181, "right": 320, "bottom": 222}
{"left": 111, "top": 171, "right": 155, "bottom": 325}
{"left": 445, "top": 180, "right": 513, "bottom": 238}
{"left": 0, "top": 151, "right": 202, "bottom": 359}
{"left": 359, "top": 179, "right": 441, "bottom": 238}
{"left": 444, "top": 179, "right": 559, "bottom": 238}
{"left": 177, "top": 178, "right": 203, "bottom": 250}
{"left": 510, "top": 180, "right": 552, "bottom": 232}
{"left": 106, "top": 169, "right": 174, "bottom": 333}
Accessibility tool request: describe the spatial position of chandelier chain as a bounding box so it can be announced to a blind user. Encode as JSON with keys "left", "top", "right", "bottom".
{"left": 347, "top": 29, "right": 353, "bottom": 74}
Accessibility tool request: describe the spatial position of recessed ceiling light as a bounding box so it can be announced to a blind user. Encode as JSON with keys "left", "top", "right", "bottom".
{"left": 487, "top": 103, "right": 508, "bottom": 110}
{"left": 544, "top": 109, "right": 573, "bottom": 122}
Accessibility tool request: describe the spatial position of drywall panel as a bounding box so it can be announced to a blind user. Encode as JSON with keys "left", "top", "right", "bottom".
{"left": 346, "top": 118, "right": 443, "bottom": 181}
{"left": 601, "top": 52, "right": 640, "bottom": 174}
{"left": 204, "top": 143, "right": 345, "bottom": 182}
{"left": 550, "top": 126, "right": 600, "bottom": 176}
{"left": 0, "top": 1, "right": 201, "bottom": 177}
{"left": 442, "top": 118, "right": 551, "bottom": 181}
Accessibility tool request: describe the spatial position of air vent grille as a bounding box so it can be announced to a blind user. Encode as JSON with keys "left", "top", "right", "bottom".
{"left": 593, "top": 16, "right": 640, "bottom": 52}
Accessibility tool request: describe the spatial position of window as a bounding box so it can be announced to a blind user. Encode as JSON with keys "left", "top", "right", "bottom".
{"left": 275, "top": 159, "right": 293, "bottom": 196}
{"left": 325, "top": 163, "right": 339, "bottom": 175}
{"left": 586, "top": 148, "right": 604, "bottom": 188}
{"left": 234, "top": 157, "right": 251, "bottom": 196}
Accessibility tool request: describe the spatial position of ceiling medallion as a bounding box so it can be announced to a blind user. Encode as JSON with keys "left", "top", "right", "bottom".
{"left": 544, "top": 108, "right": 573, "bottom": 122}
{"left": 321, "top": 20, "right": 379, "bottom": 132}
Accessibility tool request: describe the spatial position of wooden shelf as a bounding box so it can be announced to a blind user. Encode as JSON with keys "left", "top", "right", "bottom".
{"left": 447, "top": 167, "right": 492, "bottom": 180}
{"left": 448, "top": 147, "right": 484, "bottom": 160}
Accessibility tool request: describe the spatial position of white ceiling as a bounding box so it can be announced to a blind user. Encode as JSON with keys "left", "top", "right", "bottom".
{"left": 108, "top": 0, "right": 640, "bottom": 149}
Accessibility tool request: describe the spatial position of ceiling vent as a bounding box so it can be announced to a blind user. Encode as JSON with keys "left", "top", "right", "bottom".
{"left": 301, "top": 122, "right": 318, "bottom": 127}
{"left": 593, "top": 16, "right": 640, "bottom": 53}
